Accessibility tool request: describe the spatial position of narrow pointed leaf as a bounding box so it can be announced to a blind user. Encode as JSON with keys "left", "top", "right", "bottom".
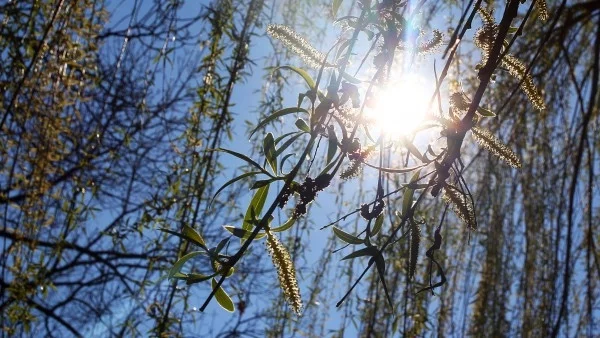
{"left": 371, "top": 213, "right": 384, "bottom": 237}
{"left": 477, "top": 106, "right": 496, "bottom": 117}
{"left": 185, "top": 272, "right": 214, "bottom": 285}
{"left": 251, "top": 178, "right": 282, "bottom": 190}
{"left": 341, "top": 246, "right": 379, "bottom": 261}
{"left": 363, "top": 162, "right": 426, "bottom": 174}
{"left": 326, "top": 126, "right": 338, "bottom": 164}
{"left": 270, "top": 217, "right": 296, "bottom": 232}
{"left": 223, "top": 226, "right": 266, "bottom": 240}
{"left": 212, "top": 171, "right": 262, "bottom": 203}
{"left": 402, "top": 169, "right": 421, "bottom": 217}
{"left": 401, "top": 138, "right": 426, "bottom": 162}
{"left": 168, "top": 251, "right": 204, "bottom": 278}
{"left": 212, "top": 279, "right": 235, "bottom": 312}
{"left": 340, "top": 71, "right": 361, "bottom": 84}
{"left": 333, "top": 226, "right": 364, "bottom": 245}
{"left": 280, "top": 153, "right": 296, "bottom": 172}
{"left": 263, "top": 132, "right": 277, "bottom": 173}
{"left": 216, "top": 148, "right": 273, "bottom": 177}
{"left": 295, "top": 118, "right": 310, "bottom": 133}
{"left": 372, "top": 254, "right": 393, "bottom": 308}
{"left": 170, "top": 272, "right": 188, "bottom": 279}
{"left": 160, "top": 228, "right": 208, "bottom": 250}
{"left": 275, "top": 132, "right": 304, "bottom": 157}
{"left": 214, "top": 238, "right": 230, "bottom": 255}
{"left": 332, "top": 0, "right": 343, "bottom": 17}
{"left": 250, "top": 107, "right": 309, "bottom": 137}
{"left": 277, "top": 65, "right": 316, "bottom": 89}
{"left": 242, "top": 185, "right": 270, "bottom": 242}
{"left": 182, "top": 225, "right": 206, "bottom": 247}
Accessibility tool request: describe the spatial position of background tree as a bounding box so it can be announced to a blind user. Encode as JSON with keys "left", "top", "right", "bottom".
{"left": 1, "top": 0, "right": 598, "bottom": 337}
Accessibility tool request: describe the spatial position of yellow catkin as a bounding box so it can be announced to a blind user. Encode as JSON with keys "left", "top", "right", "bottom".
{"left": 536, "top": 0, "right": 549, "bottom": 21}
{"left": 474, "top": 9, "right": 546, "bottom": 110}
{"left": 472, "top": 127, "right": 522, "bottom": 168}
{"left": 418, "top": 30, "right": 443, "bottom": 54}
{"left": 265, "top": 232, "right": 303, "bottom": 315}
{"left": 450, "top": 92, "right": 471, "bottom": 111}
{"left": 501, "top": 54, "right": 546, "bottom": 110}
{"left": 409, "top": 222, "right": 420, "bottom": 279}
{"left": 443, "top": 185, "right": 477, "bottom": 230}
{"left": 266, "top": 24, "right": 332, "bottom": 69}
{"left": 340, "top": 159, "right": 361, "bottom": 180}
{"left": 474, "top": 8, "right": 497, "bottom": 67}
{"left": 478, "top": 7, "right": 495, "bottom": 27}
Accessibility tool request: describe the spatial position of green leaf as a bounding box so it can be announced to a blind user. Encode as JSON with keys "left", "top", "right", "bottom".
{"left": 295, "top": 118, "right": 310, "bottom": 133}
{"left": 326, "top": 126, "right": 338, "bottom": 164}
{"left": 251, "top": 177, "right": 282, "bottom": 190}
{"left": 274, "top": 131, "right": 300, "bottom": 144}
{"left": 332, "top": 0, "right": 343, "bottom": 17}
{"left": 371, "top": 213, "right": 384, "bottom": 237}
{"left": 335, "top": 39, "right": 352, "bottom": 60}
{"left": 160, "top": 228, "right": 208, "bottom": 250}
{"left": 270, "top": 217, "right": 296, "bottom": 232}
{"left": 405, "top": 183, "right": 430, "bottom": 190}
{"left": 275, "top": 132, "right": 304, "bottom": 158}
{"left": 280, "top": 153, "right": 296, "bottom": 173}
{"left": 221, "top": 266, "right": 235, "bottom": 277}
{"left": 402, "top": 170, "right": 421, "bottom": 217}
{"left": 363, "top": 162, "right": 426, "bottom": 174}
{"left": 212, "top": 171, "right": 262, "bottom": 204}
{"left": 212, "top": 278, "right": 234, "bottom": 312}
{"left": 216, "top": 148, "right": 273, "bottom": 177}
{"left": 185, "top": 273, "right": 214, "bottom": 284}
{"left": 242, "top": 185, "right": 270, "bottom": 241}
{"left": 213, "top": 238, "right": 230, "bottom": 255}
{"left": 477, "top": 106, "right": 497, "bottom": 117}
{"left": 341, "top": 246, "right": 379, "bottom": 260}
{"left": 372, "top": 253, "right": 393, "bottom": 308}
{"left": 182, "top": 225, "right": 206, "bottom": 247}
{"left": 263, "top": 132, "right": 277, "bottom": 173}
{"left": 169, "top": 251, "right": 204, "bottom": 278}
{"left": 319, "top": 152, "right": 341, "bottom": 177}
{"left": 250, "top": 107, "right": 309, "bottom": 138}
{"left": 277, "top": 65, "right": 316, "bottom": 90}
{"left": 401, "top": 138, "right": 426, "bottom": 162}
{"left": 333, "top": 226, "right": 364, "bottom": 244}
{"left": 170, "top": 272, "right": 189, "bottom": 279}
{"left": 171, "top": 272, "right": 215, "bottom": 284}
{"left": 340, "top": 71, "right": 361, "bottom": 84}
{"left": 223, "top": 225, "right": 266, "bottom": 240}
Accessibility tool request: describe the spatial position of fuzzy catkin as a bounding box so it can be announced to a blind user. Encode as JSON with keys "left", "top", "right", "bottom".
{"left": 472, "top": 127, "right": 522, "bottom": 168}
{"left": 443, "top": 186, "right": 477, "bottom": 230}
{"left": 265, "top": 232, "right": 303, "bottom": 315}
{"left": 536, "top": 0, "right": 549, "bottom": 21}
{"left": 267, "top": 24, "right": 332, "bottom": 69}
{"left": 418, "top": 30, "right": 443, "bottom": 54}
{"left": 474, "top": 9, "right": 546, "bottom": 111}
{"left": 409, "top": 222, "right": 420, "bottom": 279}
{"left": 340, "top": 159, "right": 362, "bottom": 180}
{"left": 501, "top": 54, "right": 546, "bottom": 111}
{"left": 450, "top": 92, "right": 470, "bottom": 111}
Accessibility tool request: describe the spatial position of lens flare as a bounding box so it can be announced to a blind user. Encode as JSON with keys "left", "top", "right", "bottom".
{"left": 366, "top": 74, "right": 429, "bottom": 137}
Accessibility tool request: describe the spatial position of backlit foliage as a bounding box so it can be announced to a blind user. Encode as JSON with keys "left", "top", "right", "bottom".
{"left": 3, "top": 0, "right": 598, "bottom": 336}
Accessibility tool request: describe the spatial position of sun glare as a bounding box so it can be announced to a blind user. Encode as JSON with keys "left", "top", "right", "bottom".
{"left": 366, "top": 74, "right": 430, "bottom": 137}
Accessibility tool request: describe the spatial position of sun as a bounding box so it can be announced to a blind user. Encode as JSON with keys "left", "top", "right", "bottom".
{"left": 366, "top": 74, "right": 430, "bottom": 137}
